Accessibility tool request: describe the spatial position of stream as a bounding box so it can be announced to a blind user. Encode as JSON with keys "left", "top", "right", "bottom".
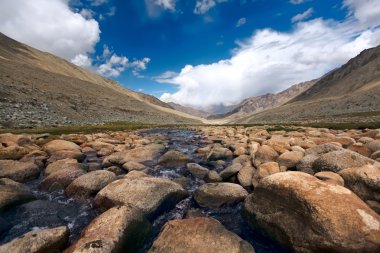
{"left": 0, "top": 128, "right": 290, "bottom": 253}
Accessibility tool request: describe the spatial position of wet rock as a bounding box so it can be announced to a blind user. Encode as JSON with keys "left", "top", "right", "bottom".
{"left": 102, "top": 144, "right": 163, "bottom": 167}
{"left": 148, "top": 218, "right": 254, "bottom": 253}
{"left": 187, "top": 163, "right": 209, "bottom": 179}
{"left": 122, "top": 161, "right": 148, "bottom": 172}
{"left": 0, "top": 226, "right": 69, "bottom": 253}
{"left": 46, "top": 150, "right": 85, "bottom": 164}
{"left": 0, "top": 145, "right": 29, "bottom": 160}
{"left": 194, "top": 182, "right": 248, "bottom": 208}
{"left": 368, "top": 140, "right": 380, "bottom": 153}
{"left": 314, "top": 171, "right": 344, "bottom": 186}
{"left": 220, "top": 163, "right": 242, "bottom": 180}
{"left": 204, "top": 170, "right": 223, "bottom": 183}
{"left": 44, "top": 159, "right": 86, "bottom": 177}
{"left": 237, "top": 165, "right": 254, "bottom": 187}
{"left": 158, "top": 150, "right": 191, "bottom": 168}
{"left": 40, "top": 169, "right": 86, "bottom": 192}
{"left": 0, "top": 160, "right": 40, "bottom": 183}
{"left": 312, "top": 149, "right": 375, "bottom": 173}
{"left": 66, "top": 170, "right": 116, "bottom": 198}
{"left": 65, "top": 205, "right": 151, "bottom": 253}
{"left": 277, "top": 151, "right": 304, "bottom": 169}
{"left": 95, "top": 175, "right": 188, "bottom": 219}
{"left": 184, "top": 209, "right": 207, "bottom": 219}
{"left": 244, "top": 171, "right": 380, "bottom": 253}
{"left": 207, "top": 146, "right": 233, "bottom": 161}
{"left": 254, "top": 145, "right": 278, "bottom": 166}
{"left": 339, "top": 165, "right": 380, "bottom": 202}
{"left": 0, "top": 178, "right": 35, "bottom": 211}
{"left": 43, "top": 140, "right": 81, "bottom": 155}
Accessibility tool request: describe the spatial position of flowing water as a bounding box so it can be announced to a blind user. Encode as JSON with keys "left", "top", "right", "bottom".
{"left": 0, "top": 128, "right": 290, "bottom": 252}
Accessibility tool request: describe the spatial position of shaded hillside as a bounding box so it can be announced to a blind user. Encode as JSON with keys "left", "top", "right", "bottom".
{"left": 168, "top": 102, "right": 210, "bottom": 118}
{"left": 0, "top": 33, "right": 202, "bottom": 128}
{"left": 235, "top": 45, "right": 380, "bottom": 125}
{"left": 209, "top": 80, "right": 316, "bottom": 120}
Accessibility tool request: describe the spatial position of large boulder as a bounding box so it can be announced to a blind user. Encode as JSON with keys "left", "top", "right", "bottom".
{"left": 237, "top": 165, "right": 254, "bottom": 187}
{"left": 148, "top": 218, "right": 254, "bottom": 253}
{"left": 43, "top": 140, "right": 81, "bottom": 155}
{"left": 40, "top": 168, "right": 86, "bottom": 192}
{"left": 102, "top": 144, "right": 164, "bottom": 167}
{"left": 206, "top": 146, "right": 233, "bottom": 161}
{"left": 194, "top": 183, "right": 248, "bottom": 208}
{"left": 0, "top": 178, "right": 35, "bottom": 211}
{"left": 277, "top": 151, "right": 304, "bottom": 169}
{"left": 158, "top": 150, "right": 191, "bottom": 168}
{"left": 0, "top": 226, "right": 69, "bottom": 253}
{"left": 0, "top": 145, "right": 29, "bottom": 160}
{"left": 244, "top": 171, "right": 380, "bottom": 252}
{"left": 219, "top": 163, "right": 242, "bottom": 180}
{"left": 254, "top": 145, "right": 278, "bottom": 166}
{"left": 66, "top": 170, "right": 116, "bottom": 198}
{"left": 368, "top": 140, "right": 380, "bottom": 153}
{"left": 312, "top": 149, "right": 375, "bottom": 173}
{"left": 187, "top": 163, "right": 209, "bottom": 179}
{"left": 304, "top": 143, "right": 341, "bottom": 156}
{"left": 65, "top": 205, "right": 151, "bottom": 253}
{"left": 314, "top": 171, "right": 344, "bottom": 186}
{"left": 339, "top": 165, "right": 380, "bottom": 202}
{"left": 95, "top": 175, "right": 188, "bottom": 219}
{"left": 46, "top": 150, "right": 85, "bottom": 164}
{"left": 0, "top": 160, "right": 40, "bottom": 183}
{"left": 44, "top": 159, "right": 86, "bottom": 177}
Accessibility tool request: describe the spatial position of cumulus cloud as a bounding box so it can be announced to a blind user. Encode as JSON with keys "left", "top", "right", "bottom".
{"left": 194, "top": 0, "right": 228, "bottom": 15}
{"left": 0, "top": 0, "right": 100, "bottom": 61}
{"left": 93, "top": 46, "right": 151, "bottom": 78}
{"left": 155, "top": 0, "right": 176, "bottom": 11}
{"left": 236, "top": 17, "right": 247, "bottom": 27}
{"left": 159, "top": 1, "right": 380, "bottom": 108}
{"left": 291, "top": 8, "right": 314, "bottom": 23}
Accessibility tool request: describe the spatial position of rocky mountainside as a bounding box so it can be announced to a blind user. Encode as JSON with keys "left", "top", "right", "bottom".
{"left": 168, "top": 102, "right": 210, "bottom": 118}
{"left": 235, "top": 45, "right": 380, "bottom": 125}
{"left": 209, "top": 80, "right": 316, "bottom": 120}
{"left": 0, "top": 33, "right": 202, "bottom": 128}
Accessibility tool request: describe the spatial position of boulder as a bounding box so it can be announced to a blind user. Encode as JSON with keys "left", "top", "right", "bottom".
{"left": 219, "top": 163, "right": 242, "bottom": 180}
{"left": 304, "top": 143, "right": 341, "bottom": 156}
{"left": 339, "top": 165, "right": 380, "bottom": 202}
{"left": 187, "top": 163, "right": 209, "bottom": 179}
{"left": 102, "top": 144, "right": 163, "bottom": 167}
{"left": 256, "top": 162, "right": 280, "bottom": 181}
{"left": 44, "top": 159, "right": 86, "bottom": 177}
{"left": 0, "top": 145, "right": 29, "bottom": 160}
{"left": 0, "top": 226, "right": 69, "bottom": 253}
{"left": 122, "top": 161, "right": 148, "bottom": 172}
{"left": 296, "top": 154, "right": 318, "bottom": 174}
{"left": 158, "top": 150, "right": 191, "bottom": 168}
{"left": 0, "top": 178, "right": 35, "bottom": 211}
{"left": 40, "top": 169, "right": 86, "bottom": 192}
{"left": 314, "top": 171, "right": 344, "bottom": 186}
{"left": 66, "top": 170, "right": 116, "bottom": 198}
{"left": 237, "top": 165, "right": 254, "bottom": 187}
{"left": 65, "top": 205, "right": 151, "bottom": 253}
{"left": 46, "top": 150, "right": 85, "bottom": 164}
{"left": 371, "top": 150, "right": 380, "bottom": 160}
{"left": 207, "top": 147, "right": 233, "bottom": 161}
{"left": 204, "top": 170, "right": 223, "bottom": 183}
{"left": 194, "top": 183, "right": 248, "bottom": 208}
{"left": 277, "top": 151, "right": 304, "bottom": 169}
{"left": 348, "top": 143, "right": 371, "bottom": 157}
{"left": 254, "top": 145, "right": 278, "bottom": 166}
{"left": 148, "top": 218, "right": 254, "bottom": 253}
{"left": 43, "top": 140, "right": 80, "bottom": 155}
{"left": 0, "top": 160, "right": 40, "bottom": 183}
{"left": 368, "top": 140, "right": 380, "bottom": 153}
{"left": 95, "top": 175, "right": 188, "bottom": 219}
{"left": 312, "top": 149, "right": 375, "bottom": 173}
{"left": 244, "top": 171, "right": 380, "bottom": 253}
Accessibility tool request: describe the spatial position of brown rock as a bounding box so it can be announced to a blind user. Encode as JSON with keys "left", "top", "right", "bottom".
{"left": 44, "top": 159, "right": 86, "bottom": 177}
{"left": 237, "top": 165, "right": 254, "bottom": 187}
{"left": 158, "top": 150, "right": 191, "bottom": 168}
{"left": 0, "top": 145, "right": 29, "bottom": 160}
{"left": 187, "top": 163, "right": 209, "bottom": 179}
{"left": 43, "top": 140, "right": 81, "bottom": 155}
{"left": 207, "top": 146, "right": 233, "bottom": 161}
{"left": 244, "top": 171, "right": 380, "bottom": 253}
{"left": 219, "top": 163, "right": 242, "bottom": 180}
{"left": 348, "top": 143, "right": 371, "bottom": 157}
{"left": 46, "top": 150, "right": 85, "bottom": 164}
{"left": 314, "top": 171, "right": 344, "bottom": 186}
{"left": 0, "top": 178, "right": 35, "bottom": 211}
{"left": 0, "top": 160, "right": 40, "bottom": 183}
{"left": 254, "top": 145, "right": 278, "bottom": 166}
{"left": 65, "top": 205, "right": 151, "bottom": 253}
{"left": 368, "top": 140, "right": 380, "bottom": 153}
{"left": 0, "top": 226, "right": 69, "bottom": 253}
{"left": 122, "top": 161, "right": 148, "bottom": 172}
{"left": 277, "top": 151, "right": 304, "bottom": 169}
{"left": 40, "top": 169, "right": 86, "bottom": 192}
{"left": 204, "top": 170, "right": 223, "bottom": 183}
{"left": 194, "top": 183, "right": 248, "bottom": 208}
{"left": 148, "top": 218, "right": 254, "bottom": 253}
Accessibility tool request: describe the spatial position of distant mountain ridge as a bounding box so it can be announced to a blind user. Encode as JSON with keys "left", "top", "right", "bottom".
{"left": 168, "top": 102, "right": 210, "bottom": 118}
{"left": 0, "top": 33, "right": 202, "bottom": 128}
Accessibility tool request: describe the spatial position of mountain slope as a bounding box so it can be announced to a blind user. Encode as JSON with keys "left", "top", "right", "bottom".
{"left": 168, "top": 102, "right": 210, "bottom": 118}
{"left": 0, "top": 33, "right": 203, "bottom": 128}
{"left": 235, "top": 45, "right": 380, "bottom": 125}
{"left": 208, "top": 80, "right": 316, "bottom": 120}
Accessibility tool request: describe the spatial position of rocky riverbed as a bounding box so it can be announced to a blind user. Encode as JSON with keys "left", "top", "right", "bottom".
{"left": 0, "top": 126, "right": 380, "bottom": 253}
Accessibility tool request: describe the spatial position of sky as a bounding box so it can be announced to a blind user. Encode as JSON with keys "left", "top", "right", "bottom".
{"left": 1, "top": 0, "right": 380, "bottom": 109}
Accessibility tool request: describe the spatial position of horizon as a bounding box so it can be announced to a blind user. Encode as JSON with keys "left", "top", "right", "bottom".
{"left": 1, "top": 0, "right": 380, "bottom": 109}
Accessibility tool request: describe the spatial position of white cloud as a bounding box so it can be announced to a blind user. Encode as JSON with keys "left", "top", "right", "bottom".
{"left": 80, "top": 8, "right": 96, "bottom": 19}
{"left": 72, "top": 53, "right": 92, "bottom": 68}
{"left": 343, "top": 0, "right": 380, "bottom": 28}
{"left": 155, "top": 0, "right": 176, "bottom": 11}
{"left": 291, "top": 8, "right": 314, "bottom": 23}
{"left": 90, "top": 0, "right": 108, "bottom": 6}
{"left": 159, "top": 3, "right": 380, "bottom": 108}
{"left": 289, "top": 0, "right": 310, "bottom": 4}
{"left": 0, "top": 0, "right": 100, "bottom": 61}
{"left": 194, "top": 0, "right": 228, "bottom": 15}
{"left": 236, "top": 17, "right": 247, "bottom": 27}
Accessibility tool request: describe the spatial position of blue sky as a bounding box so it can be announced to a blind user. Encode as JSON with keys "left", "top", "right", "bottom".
{"left": 1, "top": 0, "right": 380, "bottom": 108}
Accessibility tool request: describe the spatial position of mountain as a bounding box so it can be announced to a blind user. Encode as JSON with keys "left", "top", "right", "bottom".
{"left": 0, "top": 33, "right": 203, "bottom": 128}
{"left": 208, "top": 80, "right": 316, "bottom": 120}
{"left": 168, "top": 102, "right": 210, "bottom": 118}
{"left": 235, "top": 45, "right": 380, "bottom": 125}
